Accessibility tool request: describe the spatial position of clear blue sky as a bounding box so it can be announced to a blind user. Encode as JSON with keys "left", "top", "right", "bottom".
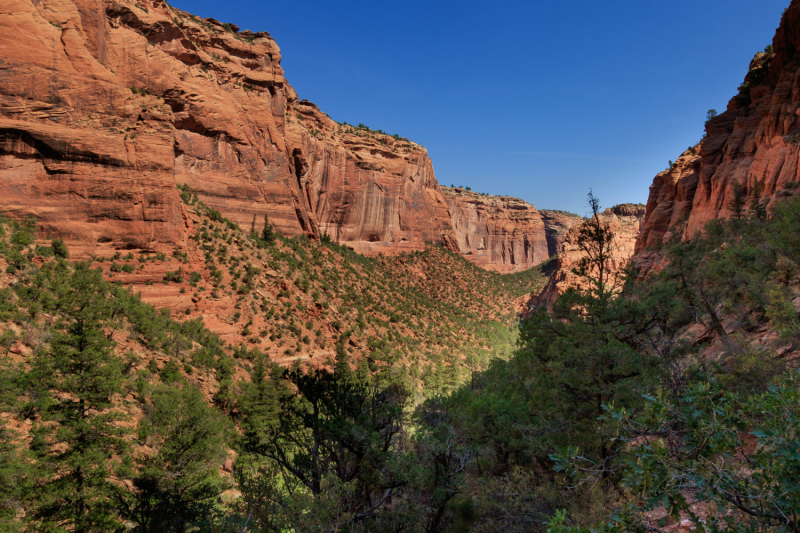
{"left": 170, "top": 0, "right": 789, "bottom": 215}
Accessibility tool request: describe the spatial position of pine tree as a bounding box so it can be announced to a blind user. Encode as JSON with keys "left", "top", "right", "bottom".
{"left": 0, "top": 426, "right": 33, "bottom": 531}
{"left": 0, "top": 359, "right": 35, "bottom": 530}
{"left": 517, "top": 193, "right": 661, "bottom": 462}
{"left": 115, "top": 385, "right": 230, "bottom": 533}
{"left": 261, "top": 214, "right": 276, "bottom": 244}
{"left": 749, "top": 179, "right": 768, "bottom": 221}
{"left": 240, "top": 357, "right": 289, "bottom": 453}
{"left": 30, "top": 263, "right": 127, "bottom": 532}
{"left": 568, "top": 191, "right": 619, "bottom": 303}
{"left": 728, "top": 180, "right": 747, "bottom": 220}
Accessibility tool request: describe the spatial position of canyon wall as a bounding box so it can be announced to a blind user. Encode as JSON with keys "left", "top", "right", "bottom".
{"left": 637, "top": 0, "right": 800, "bottom": 251}
{"left": 441, "top": 187, "right": 583, "bottom": 273}
{"left": 0, "top": 0, "right": 453, "bottom": 258}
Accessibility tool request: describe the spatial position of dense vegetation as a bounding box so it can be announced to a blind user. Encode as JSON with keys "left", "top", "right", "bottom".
{"left": 1, "top": 188, "right": 799, "bottom": 532}
{"left": 0, "top": 190, "right": 545, "bottom": 532}
{"left": 442, "top": 193, "right": 800, "bottom": 532}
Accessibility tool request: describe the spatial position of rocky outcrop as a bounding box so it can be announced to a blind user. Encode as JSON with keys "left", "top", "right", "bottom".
{"left": 0, "top": 0, "right": 453, "bottom": 258}
{"left": 534, "top": 204, "right": 645, "bottom": 308}
{"left": 441, "top": 187, "right": 583, "bottom": 273}
{"left": 540, "top": 210, "right": 586, "bottom": 256}
{"left": 637, "top": 0, "right": 800, "bottom": 252}
{"left": 286, "top": 103, "right": 456, "bottom": 255}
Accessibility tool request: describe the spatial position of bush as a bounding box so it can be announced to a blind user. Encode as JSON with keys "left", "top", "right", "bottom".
{"left": 50, "top": 238, "right": 69, "bottom": 259}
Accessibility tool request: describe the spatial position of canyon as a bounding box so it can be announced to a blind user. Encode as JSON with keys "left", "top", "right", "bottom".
{"left": 0, "top": 0, "right": 582, "bottom": 275}
{"left": 6, "top": 0, "right": 793, "bottom": 305}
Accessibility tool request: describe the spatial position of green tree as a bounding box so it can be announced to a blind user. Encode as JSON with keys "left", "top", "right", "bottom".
{"left": 749, "top": 179, "right": 768, "bottom": 221}
{"left": 30, "top": 263, "right": 127, "bottom": 533}
{"left": 251, "top": 350, "right": 409, "bottom": 525}
{"left": 261, "top": 214, "right": 276, "bottom": 244}
{"left": 556, "top": 374, "right": 800, "bottom": 533}
{"left": 0, "top": 426, "right": 32, "bottom": 532}
{"left": 239, "top": 358, "right": 289, "bottom": 453}
{"left": 728, "top": 180, "right": 746, "bottom": 220}
{"left": 115, "top": 384, "right": 230, "bottom": 533}
{"left": 51, "top": 238, "right": 69, "bottom": 259}
{"left": 514, "top": 193, "right": 662, "bottom": 463}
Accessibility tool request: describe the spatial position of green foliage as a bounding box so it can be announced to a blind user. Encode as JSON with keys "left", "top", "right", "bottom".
{"left": 10, "top": 186, "right": 800, "bottom": 532}
{"left": 28, "top": 262, "right": 128, "bottom": 532}
{"left": 728, "top": 180, "right": 746, "bottom": 219}
{"left": 239, "top": 357, "right": 289, "bottom": 452}
{"left": 261, "top": 214, "right": 276, "bottom": 244}
{"left": 766, "top": 284, "right": 800, "bottom": 342}
{"left": 115, "top": 384, "right": 231, "bottom": 532}
{"left": 51, "top": 238, "right": 69, "bottom": 259}
{"left": 0, "top": 425, "right": 34, "bottom": 529}
{"left": 556, "top": 374, "right": 800, "bottom": 532}
{"left": 449, "top": 194, "right": 670, "bottom": 473}
{"left": 256, "top": 352, "right": 408, "bottom": 506}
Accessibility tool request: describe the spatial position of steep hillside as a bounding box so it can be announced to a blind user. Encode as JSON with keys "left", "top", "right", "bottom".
{"left": 637, "top": 0, "right": 800, "bottom": 251}
{"left": 0, "top": 181, "right": 553, "bottom": 532}
{"left": 61, "top": 187, "right": 549, "bottom": 389}
{"left": 0, "top": 0, "right": 454, "bottom": 259}
{"left": 441, "top": 187, "right": 583, "bottom": 273}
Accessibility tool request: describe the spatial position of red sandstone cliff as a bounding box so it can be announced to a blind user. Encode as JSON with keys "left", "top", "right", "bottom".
{"left": 441, "top": 187, "right": 583, "bottom": 273}
{"left": 638, "top": 0, "right": 800, "bottom": 251}
{"left": 0, "top": 0, "right": 453, "bottom": 257}
{"left": 534, "top": 204, "right": 645, "bottom": 308}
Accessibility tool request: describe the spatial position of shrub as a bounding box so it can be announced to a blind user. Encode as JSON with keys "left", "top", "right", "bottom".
{"left": 51, "top": 238, "right": 69, "bottom": 259}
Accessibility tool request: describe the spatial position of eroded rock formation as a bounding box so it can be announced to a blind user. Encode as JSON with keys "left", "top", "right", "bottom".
{"left": 637, "top": 1, "right": 800, "bottom": 251}
{"left": 441, "top": 187, "right": 583, "bottom": 273}
{"left": 534, "top": 204, "right": 645, "bottom": 308}
{"left": 0, "top": 0, "right": 453, "bottom": 257}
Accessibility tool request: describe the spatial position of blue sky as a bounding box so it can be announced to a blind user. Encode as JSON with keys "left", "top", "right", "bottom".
{"left": 169, "top": 0, "right": 789, "bottom": 215}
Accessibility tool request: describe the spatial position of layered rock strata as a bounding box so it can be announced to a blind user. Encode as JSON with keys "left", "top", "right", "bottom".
{"left": 0, "top": 0, "right": 453, "bottom": 257}
{"left": 637, "top": 0, "right": 800, "bottom": 251}
{"left": 442, "top": 187, "right": 583, "bottom": 273}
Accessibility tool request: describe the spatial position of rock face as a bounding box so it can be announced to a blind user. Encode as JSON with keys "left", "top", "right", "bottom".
{"left": 286, "top": 103, "right": 456, "bottom": 256}
{"left": 441, "top": 187, "right": 583, "bottom": 273}
{"left": 0, "top": 0, "right": 453, "bottom": 257}
{"left": 637, "top": 0, "right": 800, "bottom": 252}
{"left": 540, "top": 210, "right": 586, "bottom": 256}
{"left": 534, "top": 204, "right": 645, "bottom": 308}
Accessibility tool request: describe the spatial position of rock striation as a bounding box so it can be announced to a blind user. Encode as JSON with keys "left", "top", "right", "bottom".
{"left": 441, "top": 187, "right": 583, "bottom": 273}
{"left": 0, "top": 0, "right": 453, "bottom": 257}
{"left": 637, "top": 0, "right": 800, "bottom": 252}
{"left": 534, "top": 204, "right": 645, "bottom": 308}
